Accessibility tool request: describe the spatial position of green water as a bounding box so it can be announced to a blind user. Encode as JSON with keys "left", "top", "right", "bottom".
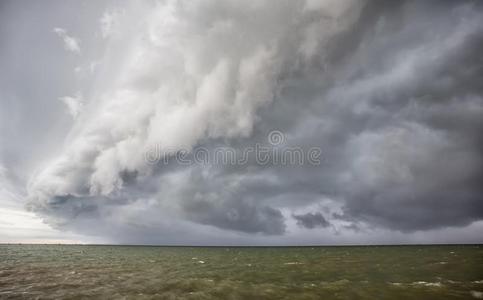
{"left": 0, "top": 245, "right": 482, "bottom": 299}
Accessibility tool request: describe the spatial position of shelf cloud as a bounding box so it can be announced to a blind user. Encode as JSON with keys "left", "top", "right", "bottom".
{"left": 1, "top": 0, "right": 482, "bottom": 244}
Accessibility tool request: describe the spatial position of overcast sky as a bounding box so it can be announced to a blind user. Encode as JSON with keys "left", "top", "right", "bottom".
{"left": 1, "top": 0, "right": 483, "bottom": 245}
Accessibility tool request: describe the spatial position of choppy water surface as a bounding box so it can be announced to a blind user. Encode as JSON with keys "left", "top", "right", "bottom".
{"left": 0, "top": 245, "right": 482, "bottom": 299}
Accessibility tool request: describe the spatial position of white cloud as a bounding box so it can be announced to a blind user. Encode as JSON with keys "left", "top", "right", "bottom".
{"left": 29, "top": 0, "right": 363, "bottom": 229}
{"left": 59, "top": 92, "right": 84, "bottom": 119}
{"left": 53, "top": 27, "right": 81, "bottom": 54}
{"left": 37, "top": 2, "right": 351, "bottom": 194}
{"left": 100, "top": 9, "right": 123, "bottom": 39}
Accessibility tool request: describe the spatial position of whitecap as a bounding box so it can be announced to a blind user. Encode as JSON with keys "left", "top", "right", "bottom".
{"left": 411, "top": 281, "right": 443, "bottom": 287}
{"left": 471, "top": 291, "right": 483, "bottom": 299}
{"left": 320, "top": 279, "right": 350, "bottom": 285}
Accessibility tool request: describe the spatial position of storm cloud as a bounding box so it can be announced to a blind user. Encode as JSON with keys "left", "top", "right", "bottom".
{"left": 293, "top": 212, "right": 330, "bottom": 229}
{"left": 1, "top": 0, "right": 483, "bottom": 244}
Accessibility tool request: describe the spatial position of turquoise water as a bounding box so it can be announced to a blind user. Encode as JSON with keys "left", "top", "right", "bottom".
{"left": 1, "top": 245, "right": 482, "bottom": 299}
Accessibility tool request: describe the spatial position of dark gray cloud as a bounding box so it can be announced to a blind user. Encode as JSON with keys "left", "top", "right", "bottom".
{"left": 184, "top": 200, "right": 285, "bottom": 235}
{"left": 239, "top": 0, "right": 483, "bottom": 233}
{"left": 293, "top": 212, "right": 330, "bottom": 229}
{"left": 1, "top": 0, "right": 483, "bottom": 244}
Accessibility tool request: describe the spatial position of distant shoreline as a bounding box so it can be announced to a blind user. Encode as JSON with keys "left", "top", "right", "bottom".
{"left": 1, "top": 243, "right": 481, "bottom": 247}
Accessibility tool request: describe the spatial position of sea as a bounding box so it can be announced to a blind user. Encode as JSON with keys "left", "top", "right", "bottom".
{"left": 1, "top": 244, "right": 482, "bottom": 299}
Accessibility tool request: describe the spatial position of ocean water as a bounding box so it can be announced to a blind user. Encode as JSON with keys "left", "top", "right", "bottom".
{"left": 0, "top": 245, "right": 482, "bottom": 299}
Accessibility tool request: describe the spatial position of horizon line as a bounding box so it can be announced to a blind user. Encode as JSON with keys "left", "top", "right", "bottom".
{"left": 1, "top": 242, "right": 481, "bottom": 247}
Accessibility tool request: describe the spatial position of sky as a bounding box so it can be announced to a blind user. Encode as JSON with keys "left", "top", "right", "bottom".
{"left": 1, "top": 0, "right": 483, "bottom": 245}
